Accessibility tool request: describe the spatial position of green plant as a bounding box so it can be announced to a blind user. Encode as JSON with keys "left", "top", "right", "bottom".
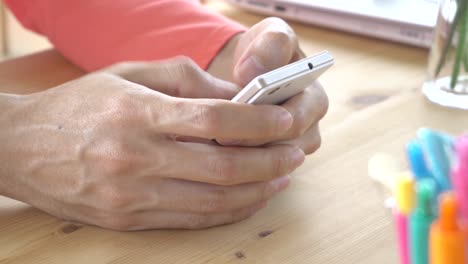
{"left": 435, "top": 0, "right": 468, "bottom": 89}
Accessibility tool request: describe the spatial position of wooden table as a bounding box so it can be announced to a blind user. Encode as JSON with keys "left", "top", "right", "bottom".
{"left": 1, "top": 2, "right": 468, "bottom": 264}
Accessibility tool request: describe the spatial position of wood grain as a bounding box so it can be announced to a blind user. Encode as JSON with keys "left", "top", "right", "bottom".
{"left": 1, "top": 2, "right": 463, "bottom": 264}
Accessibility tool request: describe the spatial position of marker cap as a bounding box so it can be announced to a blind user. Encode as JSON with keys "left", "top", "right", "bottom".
{"left": 410, "top": 178, "right": 436, "bottom": 264}
{"left": 417, "top": 128, "right": 452, "bottom": 191}
{"left": 406, "top": 140, "right": 431, "bottom": 180}
{"left": 394, "top": 172, "right": 415, "bottom": 215}
{"left": 415, "top": 178, "right": 436, "bottom": 215}
{"left": 430, "top": 192, "right": 466, "bottom": 264}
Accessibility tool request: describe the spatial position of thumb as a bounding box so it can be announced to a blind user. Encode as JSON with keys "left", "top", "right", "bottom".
{"left": 107, "top": 57, "right": 240, "bottom": 99}
{"left": 233, "top": 18, "right": 298, "bottom": 86}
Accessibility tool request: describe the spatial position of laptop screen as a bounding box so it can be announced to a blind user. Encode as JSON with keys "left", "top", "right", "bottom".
{"left": 227, "top": 0, "right": 439, "bottom": 47}
{"left": 278, "top": 0, "right": 439, "bottom": 27}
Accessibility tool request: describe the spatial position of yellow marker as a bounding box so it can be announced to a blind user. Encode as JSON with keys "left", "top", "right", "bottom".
{"left": 394, "top": 172, "right": 415, "bottom": 214}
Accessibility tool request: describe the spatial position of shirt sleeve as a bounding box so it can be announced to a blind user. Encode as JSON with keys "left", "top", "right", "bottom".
{"left": 4, "top": 0, "right": 246, "bottom": 71}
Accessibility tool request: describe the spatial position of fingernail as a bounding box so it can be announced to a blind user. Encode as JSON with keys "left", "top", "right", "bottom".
{"left": 237, "top": 55, "right": 267, "bottom": 84}
{"left": 291, "top": 148, "right": 305, "bottom": 167}
{"left": 278, "top": 110, "right": 293, "bottom": 132}
{"left": 270, "top": 175, "right": 291, "bottom": 192}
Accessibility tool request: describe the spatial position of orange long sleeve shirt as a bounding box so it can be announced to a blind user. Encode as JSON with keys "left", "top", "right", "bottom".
{"left": 5, "top": 0, "right": 245, "bottom": 71}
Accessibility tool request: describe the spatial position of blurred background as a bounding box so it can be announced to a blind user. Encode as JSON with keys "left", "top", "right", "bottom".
{"left": 0, "top": 0, "right": 439, "bottom": 60}
{"left": 0, "top": 2, "right": 53, "bottom": 60}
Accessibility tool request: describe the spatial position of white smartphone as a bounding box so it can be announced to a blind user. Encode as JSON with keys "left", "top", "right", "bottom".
{"left": 231, "top": 50, "right": 334, "bottom": 105}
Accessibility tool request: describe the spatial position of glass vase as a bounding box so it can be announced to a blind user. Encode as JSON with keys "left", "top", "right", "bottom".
{"left": 423, "top": 0, "right": 468, "bottom": 109}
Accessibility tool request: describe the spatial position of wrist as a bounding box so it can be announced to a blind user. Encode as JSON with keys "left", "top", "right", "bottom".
{"left": 0, "top": 93, "right": 30, "bottom": 197}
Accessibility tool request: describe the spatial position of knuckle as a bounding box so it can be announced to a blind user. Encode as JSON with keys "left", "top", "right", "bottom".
{"left": 264, "top": 17, "right": 288, "bottom": 26}
{"left": 318, "top": 94, "right": 329, "bottom": 120}
{"left": 201, "top": 188, "right": 228, "bottom": 213}
{"left": 261, "top": 20, "right": 295, "bottom": 51}
{"left": 106, "top": 61, "right": 146, "bottom": 78}
{"left": 265, "top": 29, "right": 291, "bottom": 45}
{"left": 304, "top": 132, "right": 322, "bottom": 155}
{"left": 105, "top": 96, "right": 140, "bottom": 127}
{"left": 102, "top": 142, "right": 135, "bottom": 176}
{"left": 98, "top": 186, "right": 134, "bottom": 212}
{"left": 194, "top": 103, "right": 221, "bottom": 137}
{"left": 207, "top": 156, "right": 237, "bottom": 185}
{"left": 102, "top": 158, "right": 130, "bottom": 177}
{"left": 295, "top": 110, "right": 308, "bottom": 130}
{"left": 173, "top": 56, "right": 196, "bottom": 66}
{"left": 314, "top": 83, "right": 329, "bottom": 120}
{"left": 175, "top": 56, "right": 201, "bottom": 78}
{"left": 270, "top": 151, "right": 289, "bottom": 179}
{"left": 185, "top": 213, "right": 210, "bottom": 229}
{"left": 111, "top": 61, "right": 136, "bottom": 72}
{"left": 289, "top": 110, "right": 308, "bottom": 138}
{"left": 165, "top": 56, "right": 205, "bottom": 97}
{"left": 107, "top": 62, "right": 134, "bottom": 75}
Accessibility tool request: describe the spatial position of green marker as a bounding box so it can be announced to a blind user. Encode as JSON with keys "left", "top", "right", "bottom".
{"left": 410, "top": 178, "right": 436, "bottom": 264}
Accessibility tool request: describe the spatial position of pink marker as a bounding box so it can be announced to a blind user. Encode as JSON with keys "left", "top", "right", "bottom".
{"left": 394, "top": 173, "right": 415, "bottom": 264}
{"left": 453, "top": 136, "right": 468, "bottom": 235}
{"left": 395, "top": 213, "right": 410, "bottom": 264}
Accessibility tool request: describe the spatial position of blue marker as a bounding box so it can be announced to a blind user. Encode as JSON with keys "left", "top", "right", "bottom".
{"left": 406, "top": 140, "right": 432, "bottom": 181}
{"left": 417, "top": 128, "right": 453, "bottom": 192}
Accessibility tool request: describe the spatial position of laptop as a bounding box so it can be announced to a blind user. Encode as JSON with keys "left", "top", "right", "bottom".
{"left": 223, "top": 0, "right": 440, "bottom": 48}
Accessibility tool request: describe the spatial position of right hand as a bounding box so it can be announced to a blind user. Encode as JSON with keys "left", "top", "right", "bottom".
{"left": 0, "top": 57, "right": 305, "bottom": 231}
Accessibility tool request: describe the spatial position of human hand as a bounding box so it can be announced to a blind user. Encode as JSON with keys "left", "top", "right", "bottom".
{"left": 0, "top": 57, "right": 305, "bottom": 231}
{"left": 219, "top": 17, "right": 329, "bottom": 155}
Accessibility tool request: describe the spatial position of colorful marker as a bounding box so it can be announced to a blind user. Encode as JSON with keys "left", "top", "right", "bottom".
{"left": 394, "top": 172, "right": 415, "bottom": 264}
{"left": 417, "top": 128, "right": 453, "bottom": 192}
{"left": 409, "top": 178, "right": 436, "bottom": 264}
{"left": 406, "top": 140, "right": 432, "bottom": 181}
{"left": 452, "top": 135, "right": 468, "bottom": 235}
{"left": 430, "top": 192, "right": 466, "bottom": 264}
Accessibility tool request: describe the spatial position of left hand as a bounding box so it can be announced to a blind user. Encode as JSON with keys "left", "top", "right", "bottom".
{"left": 221, "top": 17, "right": 329, "bottom": 155}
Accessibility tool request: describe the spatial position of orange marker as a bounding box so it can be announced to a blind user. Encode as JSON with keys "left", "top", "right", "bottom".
{"left": 430, "top": 192, "right": 466, "bottom": 264}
